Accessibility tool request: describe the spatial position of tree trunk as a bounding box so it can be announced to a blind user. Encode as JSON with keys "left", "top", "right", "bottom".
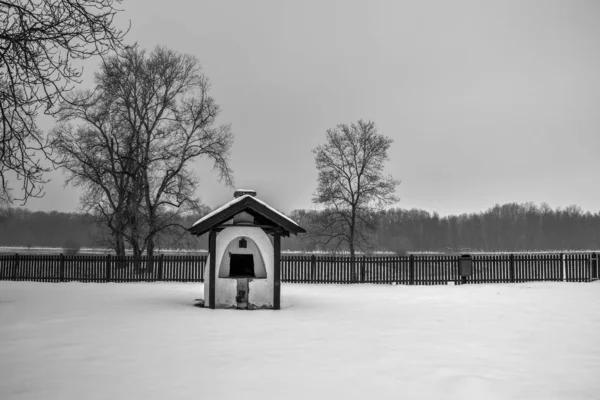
{"left": 114, "top": 232, "right": 126, "bottom": 269}
{"left": 146, "top": 235, "right": 155, "bottom": 272}
{"left": 143, "top": 169, "right": 156, "bottom": 273}
{"left": 132, "top": 242, "right": 142, "bottom": 273}
{"left": 114, "top": 234, "right": 126, "bottom": 257}
{"left": 349, "top": 207, "right": 356, "bottom": 258}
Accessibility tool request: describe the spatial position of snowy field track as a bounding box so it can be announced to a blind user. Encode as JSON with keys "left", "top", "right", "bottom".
{"left": 1, "top": 282, "right": 600, "bottom": 400}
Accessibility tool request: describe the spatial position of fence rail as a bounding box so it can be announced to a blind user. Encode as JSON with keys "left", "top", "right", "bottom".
{"left": 0, "top": 253, "right": 597, "bottom": 285}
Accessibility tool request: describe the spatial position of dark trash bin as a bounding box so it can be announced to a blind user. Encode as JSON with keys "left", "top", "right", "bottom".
{"left": 459, "top": 254, "right": 472, "bottom": 284}
{"left": 591, "top": 253, "right": 598, "bottom": 280}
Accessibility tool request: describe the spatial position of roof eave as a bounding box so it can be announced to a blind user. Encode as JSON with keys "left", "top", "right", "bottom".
{"left": 188, "top": 196, "right": 305, "bottom": 237}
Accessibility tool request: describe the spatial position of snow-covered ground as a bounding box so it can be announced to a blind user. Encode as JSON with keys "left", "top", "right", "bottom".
{"left": 1, "top": 282, "right": 599, "bottom": 400}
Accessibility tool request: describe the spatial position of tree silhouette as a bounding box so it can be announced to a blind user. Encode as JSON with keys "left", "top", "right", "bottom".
{"left": 311, "top": 120, "right": 400, "bottom": 257}
{"left": 0, "top": 0, "right": 127, "bottom": 204}
{"left": 51, "top": 46, "right": 234, "bottom": 258}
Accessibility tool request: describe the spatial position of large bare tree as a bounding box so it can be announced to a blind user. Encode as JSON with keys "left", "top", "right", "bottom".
{"left": 49, "top": 104, "right": 140, "bottom": 257}
{"left": 312, "top": 119, "right": 399, "bottom": 257}
{"left": 51, "top": 46, "right": 234, "bottom": 258}
{"left": 0, "top": 0, "right": 127, "bottom": 204}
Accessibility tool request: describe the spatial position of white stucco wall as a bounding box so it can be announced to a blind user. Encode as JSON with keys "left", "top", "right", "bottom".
{"left": 204, "top": 226, "right": 274, "bottom": 309}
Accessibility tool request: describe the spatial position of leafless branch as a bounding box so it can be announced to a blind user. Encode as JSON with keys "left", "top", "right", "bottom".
{"left": 312, "top": 119, "right": 400, "bottom": 256}
{"left": 50, "top": 45, "right": 233, "bottom": 258}
{"left": 0, "top": 0, "right": 127, "bottom": 204}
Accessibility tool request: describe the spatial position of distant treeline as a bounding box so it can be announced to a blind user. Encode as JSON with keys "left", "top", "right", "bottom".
{"left": 285, "top": 202, "right": 600, "bottom": 253}
{"left": 0, "top": 208, "right": 208, "bottom": 252}
{"left": 1, "top": 202, "right": 599, "bottom": 253}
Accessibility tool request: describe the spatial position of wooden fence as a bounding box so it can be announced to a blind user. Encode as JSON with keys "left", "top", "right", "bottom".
{"left": 282, "top": 253, "right": 597, "bottom": 284}
{"left": 0, "top": 253, "right": 597, "bottom": 284}
{"left": 0, "top": 254, "right": 204, "bottom": 283}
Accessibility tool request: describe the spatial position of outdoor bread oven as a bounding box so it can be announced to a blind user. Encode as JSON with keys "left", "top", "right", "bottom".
{"left": 188, "top": 189, "right": 305, "bottom": 310}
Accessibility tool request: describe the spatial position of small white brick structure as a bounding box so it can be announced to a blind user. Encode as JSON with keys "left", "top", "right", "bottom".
{"left": 188, "top": 190, "right": 305, "bottom": 310}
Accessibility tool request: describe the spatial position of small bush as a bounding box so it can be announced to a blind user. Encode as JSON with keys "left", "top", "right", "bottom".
{"left": 394, "top": 248, "right": 408, "bottom": 256}
{"left": 391, "top": 235, "right": 411, "bottom": 256}
{"left": 63, "top": 239, "right": 81, "bottom": 256}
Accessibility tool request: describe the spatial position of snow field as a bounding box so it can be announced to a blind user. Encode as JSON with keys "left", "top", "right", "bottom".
{"left": 1, "top": 281, "right": 599, "bottom": 400}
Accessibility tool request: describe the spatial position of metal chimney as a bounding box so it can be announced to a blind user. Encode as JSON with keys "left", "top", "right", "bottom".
{"left": 234, "top": 189, "right": 257, "bottom": 198}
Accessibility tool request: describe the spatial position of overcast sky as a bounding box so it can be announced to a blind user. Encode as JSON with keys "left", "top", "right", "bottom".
{"left": 27, "top": 0, "right": 600, "bottom": 216}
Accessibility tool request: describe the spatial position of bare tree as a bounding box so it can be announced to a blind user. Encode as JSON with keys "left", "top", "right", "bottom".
{"left": 51, "top": 46, "right": 234, "bottom": 258}
{"left": 0, "top": 0, "right": 127, "bottom": 204}
{"left": 49, "top": 102, "right": 139, "bottom": 257}
{"left": 312, "top": 120, "right": 400, "bottom": 257}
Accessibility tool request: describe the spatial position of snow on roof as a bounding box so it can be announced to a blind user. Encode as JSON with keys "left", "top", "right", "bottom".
{"left": 191, "top": 194, "right": 300, "bottom": 228}
{"left": 251, "top": 195, "right": 299, "bottom": 227}
{"left": 192, "top": 195, "right": 248, "bottom": 227}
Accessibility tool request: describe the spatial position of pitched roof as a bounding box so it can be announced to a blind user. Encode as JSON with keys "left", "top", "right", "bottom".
{"left": 188, "top": 195, "right": 306, "bottom": 237}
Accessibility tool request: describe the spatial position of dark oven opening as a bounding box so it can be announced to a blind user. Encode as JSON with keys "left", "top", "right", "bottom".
{"left": 229, "top": 253, "right": 255, "bottom": 278}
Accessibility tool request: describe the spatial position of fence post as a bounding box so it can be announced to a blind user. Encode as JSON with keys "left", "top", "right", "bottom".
{"left": 509, "top": 254, "right": 515, "bottom": 283}
{"left": 106, "top": 254, "right": 112, "bottom": 283}
{"left": 12, "top": 253, "right": 19, "bottom": 281}
{"left": 592, "top": 253, "right": 598, "bottom": 280}
{"left": 561, "top": 253, "right": 566, "bottom": 282}
{"left": 409, "top": 254, "right": 415, "bottom": 285}
{"left": 59, "top": 254, "right": 65, "bottom": 282}
{"left": 360, "top": 255, "right": 366, "bottom": 283}
{"left": 200, "top": 254, "right": 206, "bottom": 282}
{"left": 158, "top": 254, "right": 164, "bottom": 281}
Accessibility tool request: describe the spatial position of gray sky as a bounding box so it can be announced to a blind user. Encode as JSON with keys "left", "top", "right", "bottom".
{"left": 27, "top": 0, "right": 600, "bottom": 216}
